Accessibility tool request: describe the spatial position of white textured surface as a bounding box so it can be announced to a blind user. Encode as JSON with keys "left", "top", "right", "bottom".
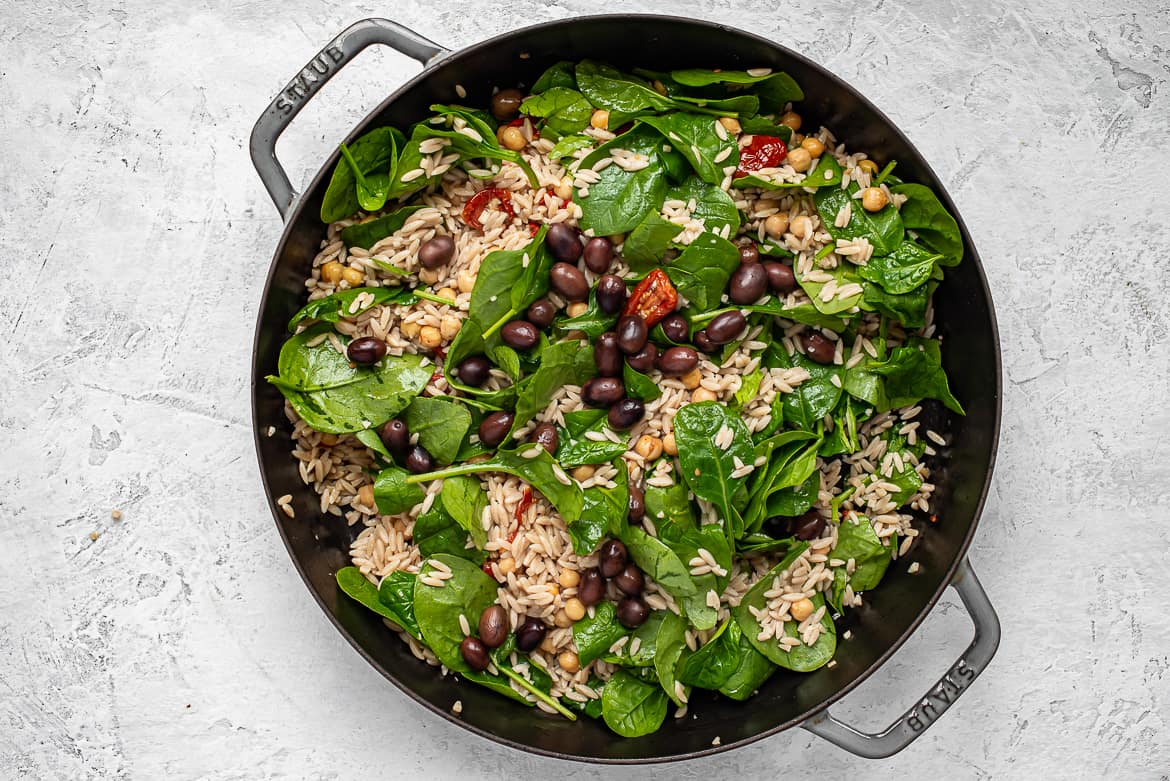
{"left": 2, "top": 1, "right": 1168, "bottom": 778}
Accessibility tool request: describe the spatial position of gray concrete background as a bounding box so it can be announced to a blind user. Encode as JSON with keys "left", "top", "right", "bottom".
{"left": 2, "top": 1, "right": 1167, "bottom": 778}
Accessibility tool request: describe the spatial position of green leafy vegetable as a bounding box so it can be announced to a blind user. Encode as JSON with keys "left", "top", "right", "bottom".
{"left": 440, "top": 474, "right": 489, "bottom": 550}
{"left": 403, "top": 396, "right": 472, "bottom": 466}
{"left": 664, "top": 232, "right": 740, "bottom": 310}
{"left": 571, "top": 459, "right": 628, "bottom": 555}
{"left": 673, "top": 402, "right": 755, "bottom": 539}
{"left": 413, "top": 504, "right": 484, "bottom": 563}
{"left": 640, "top": 113, "right": 738, "bottom": 185}
{"left": 521, "top": 87, "right": 593, "bottom": 139}
{"left": 622, "top": 526, "right": 697, "bottom": 597}
{"left": 320, "top": 127, "right": 400, "bottom": 223}
{"left": 556, "top": 410, "right": 628, "bottom": 467}
{"left": 577, "top": 125, "right": 668, "bottom": 236}
{"left": 718, "top": 627, "right": 777, "bottom": 700}
{"left": 340, "top": 204, "right": 428, "bottom": 249}
{"left": 533, "top": 61, "right": 577, "bottom": 92}
{"left": 816, "top": 184, "right": 904, "bottom": 256}
{"left": 666, "top": 176, "right": 740, "bottom": 238}
{"left": 413, "top": 554, "right": 499, "bottom": 673}
{"left": 574, "top": 601, "right": 629, "bottom": 666}
{"left": 287, "top": 286, "right": 415, "bottom": 332}
{"left": 373, "top": 466, "right": 425, "bottom": 515}
{"left": 676, "top": 620, "right": 739, "bottom": 689}
{"left": 858, "top": 241, "right": 941, "bottom": 295}
{"left": 549, "top": 133, "right": 594, "bottom": 161}
{"left": 622, "top": 211, "right": 684, "bottom": 270}
{"left": 601, "top": 668, "right": 669, "bottom": 738}
{"left": 889, "top": 183, "right": 964, "bottom": 266}
{"left": 622, "top": 362, "right": 661, "bottom": 402}
{"left": 830, "top": 516, "right": 893, "bottom": 611}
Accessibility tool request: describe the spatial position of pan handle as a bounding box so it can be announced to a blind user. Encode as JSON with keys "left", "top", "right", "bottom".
{"left": 801, "top": 558, "right": 1000, "bottom": 758}
{"left": 249, "top": 18, "right": 449, "bottom": 220}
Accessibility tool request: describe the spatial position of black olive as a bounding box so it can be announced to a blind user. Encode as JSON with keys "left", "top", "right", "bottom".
{"left": 418, "top": 235, "right": 456, "bottom": 269}
{"left": 478, "top": 411, "right": 514, "bottom": 449}
{"left": 379, "top": 419, "right": 409, "bottom": 459}
{"left": 577, "top": 568, "right": 605, "bottom": 606}
{"left": 616, "top": 315, "right": 648, "bottom": 354}
{"left": 738, "top": 241, "right": 761, "bottom": 265}
{"left": 460, "top": 636, "right": 490, "bottom": 671}
{"left": 693, "top": 328, "right": 718, "bottom": 354}
{"left": 788, "top": 509, "right": 827, "bottom": 540}
{"left": 500, "top": 320, "right": 540, "bottom": 350}
{"left": 595, "top": 274, "right": 627, "bottom": 314}
{"left": 346, "top": 336, "right": 386, "bottom": 365}
{"left": 598, "top": 539, "right": 628, "bottom": 578}
{"left": 801, "top": 332, "right": 836, "bottom": 364}
{"left": 617, "top": 597, "right": 650, "bottom": 628}
{"left": 549, "top": 262, "right": 589, "bottom": 301}
{"left": 582, "top": 377, "right": 624, "bottom": 407}
{"left": 478, "top": 604, "right": 509, "bottom": 648}
{"left": 728, "top": 262, "right": 769, "bottom": 305}
{"left": 594, "top": 332, "right": 623, "bottom": 377}
{"left": 583, "top": 237, "right": 614, "bottom": 273}
{"left": 659, "top": 314, "right": 690, "bottom": 344}
{"left": 627, "top": 483, "right": 645, "bottom": 523}
{"left": 764, "top": 261, "right": 797, "bottom": 294}
{"left": 456, "top": 355, "right": 492, "bottom": 387}
{"left": 614, "top": 563, "right": 644, "bottom": 596}
{"left": 608, "top": 398, "right": 645, "bottom": 430}
{"left": 515, "top": 617, "right": 548, "bottom": 651}
{"left": 625, "top": 343, "right": 657, "bottom": 373}
{"left": 526, "top": 298, "right": 556, "bottom": 329}
{"left": 656, "top": 346, "right": 699, "bottom": 376}
{"left": 705, "top": 311, "right": 747, "bottom": 345}
{"left": 530, "top": 422, "right": 559, "bottom": 455}
{"left": 546, "top": 223, "right": 583, "bottom": 264}
{"left": 490, "top": 88, "right": 525, "bottom": 120}
{"left": 404, "top": 445, "right": 434, "bottom": 474}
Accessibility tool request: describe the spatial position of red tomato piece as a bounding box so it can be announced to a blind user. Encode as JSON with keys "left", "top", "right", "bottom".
{"left": 623, "top": 268, "right": 678, "bottom": 328}
{"left": 735, "top": 135, "right": 788, "bottom": 178}
{"left": 462, "top": 188, "right": 515, "bottom": 231}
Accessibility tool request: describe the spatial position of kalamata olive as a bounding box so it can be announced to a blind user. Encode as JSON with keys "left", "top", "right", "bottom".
{"left": 625, "top": 343, "right": 657, "bottom": 373}
{"left": 583, "top": 237, "right": 614, "bottom": 273}
{"left": 729, "top": 262, "right": 769, "bottom": 305}
{"left": 456, "top": 355, "right": 492, "bottom": 387}
{"left": 515, "top": 617, "right": 548, "bottom": 651}
{"left": 656, "top": 346, "right": 699, "bottom": 376}
{"left": 577, "top": 568, "right": 605, "bottom": 606}
{"left": 693, "top": 328, "right": 717, "bottom": 354}
{"left": 582, "top": 377, "right": 624, "bottom": 407}
{"left": 608, "top": 398, "right": 645, "bottom": 430}
{"left": 500, "top": 320, "right": 539, "bottom": 350}
{"left": 404, "top": 445, "right": 434, "bottom": 474}
{"left": 659, "top": 314, "right": 690, "bottom": 344}
{"left": 546, "top": 223, "right": 583, "bottom": 263}
{"left": 627, "top": 483, "right": 645, "bottom": 523}
{"left": 490, "top": 88, "right": 525, "bottom": 120}
{"left": 526, "top": 298, "right": 556, "bottom": 329}
{"left": 418, "top": 235, "right": 456, "bottom": 269}
{"left": 530, "top": 422, "right": 559, "bottom": 455}
{"left": 788, "top": 509, "right": 827, "bottom": 540}
{"left": 614, "top": 563, "right": 644, "bottom": 596}
{"left": 598, "top": 539, "right": 628, "bottom": 578}
{"left": 478, "top": 411, "right": 514, "bottom": 449}
{"left": 595, "top": 274, "right": 627, "bottom": 314}
{"left": 801, "top": 332, "right": 836, "bottom": 364}
{"left": 478, "top": 604, "right": 509, "bottom": 648}
{"left": 616, "top": 315, "right": 648, "bottom": 354}
{"left": 705, "top": 311, "right": 747, "bottom": 345}
{"left": 460, "top": 635, "right": 490, "bottom": 671}
{"left": 617, "top": 597, "right": 650, "bottom": 628}
{"left": 594, "top": 332, "right": 623, "bottom": 377}
{"left": 379, "top": 419, "right": 409, "bottom": 458}
{"left": 346, "top": 336, "right": 386, "bottom": 365}
{"left": 764, "top": 261, "right": 797, "bottom": 294}
{"left": 549, "top": 262, "right": 589, "bottom": 301}
{"left": 738, "top": 241, "right": 761, "bottom": 265}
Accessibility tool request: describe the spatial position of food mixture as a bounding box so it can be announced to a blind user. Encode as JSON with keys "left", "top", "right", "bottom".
{"left": 266, "top": 59, "right": 965, "bottom": 737}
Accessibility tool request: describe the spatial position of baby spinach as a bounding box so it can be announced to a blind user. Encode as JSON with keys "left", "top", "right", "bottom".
{"left": 858, "top": 241, "right": 941, "bottom": 295}
{"left": 403, "top": 396, "right": 472, "bottom": 466}
{"left": 623, "top": 363, "right": 661, "bottom": 402}
{"left": 741, "top": 431, "right": 820, "bottom": 534}
{"left": 440, "top": 474, "right": 489, "bottom": 550}
{"left": 602, "top": 611, "right": 668, "bottom": 668}
{"left": 652, "top": 611, "right": 690, "bottom": 706}
{"left": 571, "top": 459, "right": 629, "bottom": 555}
{"left": 669, "top": 93, "right": 759, "bottom": 116}
{"left": 739, "top": 114, "right": 793, "bottom": 142}
{"left": 732, "top": 151, "right": 842, "bottom": 191}
{"left": 673, "top": 401, "right": 755, "bottom": 538}
{"left": 336, "top": 566, "right": 402, "bottom": 623}
{"left": 576, "top": 60, "right": 676, "bottom": 117}
{"left": 676, "top": 620, "right": 739, "bottom": 690}
{"left": 641, "top": 113, "right": 738, "bottom": 185}
{"left": 287, "top": 286, "right": 416, "bottom": 331}
{"left": 521, "top": 87, "right": 593, "bottom": 139}
{"left": 533, "top": 60, "right": 578, "bottom": 92}
{"left": 373, "top": 466, "right": 425, "bottom": 515}
{"left": 795, "top": 262, "right": 865, "bottom": 316}
{"left": 768, "top": 344, "right": 842, "bottom": 431}
{"left": 664, "top": 232, "right": 740, "bottom": 310}
{"left": 889, "top": 183, "right": 963, "bottom": 266}
{"left": 320, "top": 126, "right": 401, "bottom": 223}
{"left": 601, "top": 668, "right": 669, "bottom": 738}
{"left": 340, "top": 204, "right": 428, "bottom": 249}
{"left": 623, "top": 211, "right": 684, "bottom": 270}
{"left": 549, "top": 133, "right": 594, "bottom": 161}
{"left": 644, "top": 482, "right": 696, "bottom": 532}
{"left": 574, "top": 601, "right": 629, "bottom": 666}
{"left": 413, "top": 504, "right": 485, "bottom": 564}
{"left": 577, "top": 125, "right": 668, "bottom": 236}
{"left": 512, "top": 340, "right": 597, "bottom": 436}
{"left": 691, "top": 300, "right": 847, "bottom": 332}
{"left": 816, "top": 183, "right": 905, "bottom": 256}
{"left": 830, "top": 517, "right": 893, "bottom": 611}
{"left": 669, "top": 68, "right": 804, "bottom": 113}
{"left": 377, "top": 570, "right": 421, "bottom": 638}
{"left": 734, "top": 367, "right": 763, "bottom": 409}
{"left": 413, "top": 554, "right": 499, "bottom": 673}
{"left": 867, "top": 338, "right": 964, "bottom": 414}
{"left": 766, "top": 471, "right": 819, "bottom": 517}
{"left": 666, "top": 176, "right": 741, "bottom": 237}
{"left": 718, "top": 629, "right": 777, "bottom": 700}
{"left": 553, "top": 288, "right": 618, "bottom": 338}
{"left": 556, "top": 409, "right": 628, "bottom": 467}
{"left": 861, "top": 279, "right": 930, "bottom": 329}
{"left": 621, "top": 526, "right": 698, "bottom": 597}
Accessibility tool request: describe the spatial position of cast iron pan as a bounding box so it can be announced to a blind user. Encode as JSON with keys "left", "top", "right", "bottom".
{"left": 249, "top": 15, "right": 1002, "bottom": 762}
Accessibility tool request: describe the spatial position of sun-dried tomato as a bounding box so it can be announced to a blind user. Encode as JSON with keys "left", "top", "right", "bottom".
{"left": 462, "top": 188, "right": 515, "bottom": 231}
{"left": 735, "top": 135, "right": 788, "bottom": 178}
{"left": 528, "top": 221, "right": 542, "bottom": 237}
{"left": 482, "top": 561, "right": 496, "bottom": 577}
{"left": 508, "top": 487, "right": 533, "bottom": 542}
{"left": 623, "top": 268, "right": 678, "bottom": 327}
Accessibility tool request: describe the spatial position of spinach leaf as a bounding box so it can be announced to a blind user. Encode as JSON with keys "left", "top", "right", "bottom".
{"left": 858, "top": 241, "right": 941, "bottom": 295}
{"left": 740, "top": 430, "right": 820, "bottom": 532}
{"left": 571, "top": 460, "right": 629, "bottom": 555}
{"left": 621, "top": 526, "right": 697, "bottom": 597}
{"left": 556, "top": 410, "right": 628, "bottom": 467}
{"left": 669, "top": 69, "right": 804, "bottom": 113}
{"left": 664, "top": 232, "right": 740, "bottom": 310}
{"left": 734, "top": 367, "right": 763, "bottom": 409}
{"left": 691, "top": 300, "right": 847, "bottom": 332}
{"left": 574, "top": 601, "right": 629, "bottom": 666}
{"left": 889, "top": 183, "right": 963, "bottom": 266}
{"left": 440, "top": 474, "right": 488, "bottom": 550}
{"left": 673, "top": 401, "right": 755, "bottom": 538}
{"left": 413, "top": 504, "right": 484, "bottom": 564}
{"left": 795, "top": 262, "right": 865, "bottom": 316}
{"left": 373, "top": 466, "right": 426, "bottom": 515}
{"left": 576, "top": 60, "right": 676, "bottom": 116}
{"left": 622, "top": 211, "right": 684, "bottom": 270}
{"left": 677, "top": 620, "right": 739, "bottom": 689}
{"left": 868, "top": 338, "right": 963, "bottom": 414}
{"left": 553, "top": 287, "right": 618, "bottom": 338}
{"left": 512, "top": 340, "right": 597, "bottom": 436}
{"left": 622, "top": 363, "right": 661, "bottom": 402}
{"left": 413, "top": 554, "right": 499, "bottom": 673}
{"left": 336, "top": 566, "right": 401, "bottom": 623}
{"left": 562, "top": 678, "right": 606, "bottom": 719}
{"left": 601, "top": 668, "right": 669, "bottom": 738}
{"left": 666, "top": 176, "right": 741, "bottom": 237}
{"left": 320, "top": 127, "right": 400, "bottom": 223}
{"left": 718, "top": 627, "right": 777, "bottom": 700}
{"left": 577, "top": 125, "right": 668, "bottom": 236}
{"left": 641, "top": 113, "right": 738, "bottom": 185}
{"left": 830, "top": 517, "right": 893, "bottom": 611}
{"left": 732, "top": 151, "right": 843, "bottom": 191}
{"left": 549, "top": 133, "right": 594, "bottom": 161}
{"left": 735, "top": 532, "right": 798, "bottom": 555}
{"left": 520, "top": 87, "right": 593, "bottom": 139}
{"left": 403, "top": 396, "right": 472, "bottom": 466}
{"left": 768, "top": 344, "right": 842, "bottom": 431}
{"left": 287, "top": 286, "right": 416, "bottom": 331}
{"left": 816, "top": 183, "right": 905, "bottom": 256}
{"left": 766, "top": 471, "right": 819, "bottom": 517}
{"left": 533, "top": 61, "right": 578, "bottom": 92}
{"left": 340, "top": 204, "right": 428, "bottom": 249}
{"left": 861, "top": 280, "right": 930, "bottom": 329}
{"left": 644, "top": 482, "right": 696, "bottom": 532}
{"left": 651, "top": 611, "right": 690, "bottom": 706}
{"left": 377, "top": 570, "right": 421, "bottom": 638}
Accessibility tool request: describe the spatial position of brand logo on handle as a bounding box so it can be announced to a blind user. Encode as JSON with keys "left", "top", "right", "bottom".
{"left": 275, "top": 45, "right": 345, "bottom": 116}
{"left": 905, "top": 659, "right": 978, "bottom": 733}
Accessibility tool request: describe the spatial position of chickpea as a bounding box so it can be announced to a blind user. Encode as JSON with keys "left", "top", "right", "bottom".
{"left": 634, "top": 435, "right": 664, "bottom": 461}
{"left": 691, "top": 387, "right": 718, "bottom": 403}
{"left": 790, "top": 132, "right": 804, "bottom": 146}
{"left": 790, "top": 215, "right": 813, "bottom": 239}
{"left": 320, "top": 260, "right": 344, "bottom": 284}
{"left": 540, "top": 635, "right": 559, "bottom": 654}
{"left": 547, "top": 583, "right": 559, "bottom": 597}
{"left": 608, "top": 233, "right": 626, "bottom": 245}
{"left": 787, "top": 147, "right": 812, "bottom": 173}
{"left": 780, "top": 111, "right": 802, "bottom": 131}
{"left": 791, "top": 597, "right": 815, "bottom": 621}
{"left": 861, "top": 187, "right": 889, "bottom": 212}
{"left": 680, "top": 366, "right": 703, "bottom": 390}
{"left": 590, "top": 109, "right": 610, "bottom": 130}
{"left": 662, "top": 432, "right": 678, "bottom": 456}
{"left": 554, "top": 609, "right": 572, "bottom": 628}
{"left": 456, "top": 268, "right": 476, "bottom": 294}
{"left": 764, "top": 213, "right": 789, "bottom": 238}
{"left": 558, "top": 650, "right": 581, "bottom": 673}
{"left": 558, "top": 569, "right": 580, "bottom": 589}
{"left": 566, "top": 302, "right": 589, "bottom": 317}
{"left": 418, "top": 268, "right": 441, "bottom": 285}
{"left": 572, "top": 464, "right": 596, "bottom": 482}
{"left": 554, "top": 176, "right": 573, "bottom": 200}
{"left": 436, "top": 287, "right": 458, "bottom": 301}
{"left": 857, "top": 159, "right": 879, "bottom": 176}
{"left": 719, "top": 116, "right": 742, "bottom": 134}
{"left": 800, "top": 136, "right": 826, "bottom": 157}
{"left": 652, "top": 79, "right": 669, "bottom": 96}
{"left": 498, "top": 557, "right": 517, "bottom": 577}
{"left": 357, "top": 484, "right": 375, "bottom": 508}
{"left": 499, "top": 125, "right": 527, "bottom": 152}
{"left": 439, "top": 315, "right": 462, "bottom": 340}
{"left": 341, "top": 266, "right": 366, "bottom": 287}
{"left": 419, "top": 325, "right": 443, "bottom": 349}
{"left": 319, "top": 433, "right": 339, "bottom": 447}
{"left": 399, "top": 320, "right": 421, "bottom": 339}
{"left": 564, "top": 597, "right": 586, "bottom": 621}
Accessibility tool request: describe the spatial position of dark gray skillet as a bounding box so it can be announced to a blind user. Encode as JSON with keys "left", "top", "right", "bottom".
{"left": 248, "top": 15, "right": 1002, "bottom": 763}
